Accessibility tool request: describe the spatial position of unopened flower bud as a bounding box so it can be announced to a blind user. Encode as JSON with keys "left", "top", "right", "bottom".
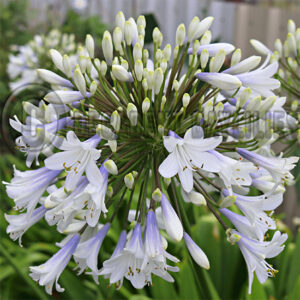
{"left": 102, "top": 31, "right": 113, "bottom": 65}
{"left": 226, "top": 229, "right": 241, "bottom": 245}
{"left": 161, "top": 95, "right": 167, "bottom": 110}
{"left": 158, "top": 125, "right": 164, "bottom": 135}
{"left": 155, "top": 49, "right": 163, "bottom": 63}
{"left": 152, "top": 188, "right": 162, "bottom": 202}
{"left": 259, "top": 96, "right": 276, "bottom": 117}
{"left": 79, "top": 56, "right": 88, "bottom": 73}
{"left": 250, "top": 39, "right": 270, "bottom": 56}
{"left": 127, "top": 103, "right": 138, "bottom": 126}
{"left": 142, "top": 97, "right": 151, "bottom": 113}
{"left": 200, "top": 49, "right": 209, "bottom": 69}
{"left": 146, "top": 70, "right": 154, "bottom": 89}
{"left": 116, "top": 11, "right": 125, "bottom": 32}
{"left": 246, "top": 96, "right": 261, "bottom": 112}
{"left": 163, "top": 44, "right": 172, "bottom": 61}
{"left": 133, "top": 43, "right": 142, "bottom": 62}
{"left": 73, "top": 68, "right": 86, "bottom": 97}
{"left": 193, "top": 40, "right": 200, "bottom": 55}
{"left": 160, "top": 59, "right": 168, "bottom": 72}
{"left": 231, "top": 48, "right": 241, "bottom": 66}
{"left": 112, "top": 65, "right": 133, "bottom": 82}
{"left": 137, "top": 15, "right": 146, "bottom": 28}
{"left": 239, "top": 88, "right": 251, "bottom": 108}
{"left": 288, "top": 19, "right": 296, "bottom": 34}
{"left": 107, "top": 185, "right": 113, "bottom": 197}
{"left": 96, "top": 124, "right": 117, "bottom": 140}
{"left": 142, "top": 78, "right": 148, "bottom": 91}
{"left": 154, "top": 68, "right": 163, "bottom": 94}
{"left": 173, "top": 46, "right": 179, "bottom": 60}
{"left": 291, "top": 100, "right": 298, "bottom": 111}
{"left": 153, "top": 27, "right": 163, "bottom": 46}
{"left": 143, "top": 49, "right": 149, "bottom": 64}
{"left": 62, "top": 54, "right": 72, "bottom": 78}
{"left": 200, "top": 30, "right": 212, "bottom": 45}
{"left": 124, "top": 173, "right": 134, "bottom": 189}
{"left": 219, "top": 195, "right": 236, "bottom": 208}
{"left": 182, "top": 93, "right": 190, "bottom": 108}
{"left": 104, "top": 159, "right": 118, "bottom": 175}
{"left": 188, "top": 17, "right": 200, "bottom": 42}
{"left": 274, "top": 39, "right": 282, "bottom": 56}
{"left": 108, "top": 140, "right": 117, "bottom": 153}
{"left": 100, "top": 61, "right": 107, "bottom": 76}
{"left": 111, "top": 110, "right": 121, "bottom": 132}
{"left": 176, "top": 24, "right": 186, "bottom": 46}
{"left": 172, "top": 79, "right": 179, "bottom": 92}
{"left": 85, "top": 34, "right": 95, "bottom": 58}
{"left": 134, "top": 60, "right": 143, "bottom": 81}
{"left": 49, "top": 49, "right": 63, "bottom": 72}
{"left": 89, "top": 81, "right": 97, "bottom": 95}
{"left": 113, "top": 27, "right": 123, "bottom": 53}
{"left": 124, "top": 21, "right": 133, "bottom": 45}
{"left": 210, "top": 49, "right": 225, "bottom": 72}
{"left": 287, "top": 33, "right": 297, "bottom": 56}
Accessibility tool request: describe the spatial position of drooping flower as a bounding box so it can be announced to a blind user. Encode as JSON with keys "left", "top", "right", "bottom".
{"left": 29, "top": 234, "right": 80, "bottom": 295}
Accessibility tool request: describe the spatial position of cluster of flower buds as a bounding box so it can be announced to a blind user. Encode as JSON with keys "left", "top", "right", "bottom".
{"left": 4, "top": 12, "right": 300, "bottom": 295}
{"left": 251, "top": 19, "right": 300, "bottom": 148}
{"left": 7, "top": 29, "right": 78, "bottom": 92}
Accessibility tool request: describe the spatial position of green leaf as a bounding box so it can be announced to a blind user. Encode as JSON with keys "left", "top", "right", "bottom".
{"left": 245, "top": 276, "right": 268, "bottom": 300}
{"left": 287, "top": 275, "right": 300, "bottom": 300}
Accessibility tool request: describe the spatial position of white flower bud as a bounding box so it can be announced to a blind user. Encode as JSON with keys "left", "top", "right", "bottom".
{"left": 200, "top": 49, "right": 209, "bottom": 69}
{"left": 133, "top": 43, "right": 142, "bottom": 62}
{"left": 231, "top": 48, "right": 241, "bottom": 66}
{"left": 146, "top": 70, "right": 154, "bottom": 89}
{"left": 37, "top": 69, "right": 72, "bottom": 87}
{"left": 137, "top": 35, "right": 144, "bottom": 48}
{"left": 173, "top": 46, "right": 179, "bottom": 59}
{"left": 288, "top": 19, "right": 296, "bottom": 34}
{"left": 108, "top": 140, "right": 117, "bottom": 153}
{"left": 62, "top": 54, "right": 72, "bottom": 78}
{"left": 154, "top": 68, "right": 164, "bottom": 94}
{"left": 287, "top": 33, "right": 297, "bottom": 56}
{"left": 193, "top": 40, "right": 200, "bottom": 55}
{"left": 94, "top": 58, "right": 101, "bottom": 70}
{"left": 204, "top": 99, "right": 213, "bottom": 121}
{"left": 182, "top": 93, "right": 190, "bottom": 108}
{"left": 96, "top": 124, "right": 117, "bottom": 140}
{"left": 239, "top": 88, "right": 251, "bottom": 108}
{"left": 85, "top": 34, "right": 95, "bottom": 58}
{"left": 210, "top": 49, "right": 226, "bottom": 72}
{"left": 172, "top": 79, "right": 179, "bottom": 92}
{"left": 121, "top": 58, "right": 129, "bottom": 70}
{"left": 111, "top": 110, "right": 121, "bottom": 132}
{"left": 226, "top": 229, "right": 241, "bottom": 245}
{"left": 250, "top": 39, "right": 270, "bottom": 56}
{"left": 79, "top": 56, "right": 88, "bottom": 73}
{"left": 104, "top": 160, "right": 118, "bottom": 175}
{"left": 89, "top": 81, "right": 97, "bottom": 95}
{"left": 160, "top": 59, "right": 168, "bottom": 72}
{"left": 274, "top": 39, "right": 282, "bottom": 56}
{"left": 124, "top": 20, "right": 134, "bottom": 45}
{"left": 184, "top": 232, "right": 210, "bottom": 269}
{"left": 113, "top": 27, "right": 123, "bottom": 53}
{"left": 259, "top": 96, "right": 276, "bottom": 117}
{"left": 112, "top": 65, "right": 133, "bottom": 82}
{"left": 102, "top": 31, "right": 113, "bottom": 65}
{"left": 283, "top": 40, "right": 290, "bottom": 57}
{"left": 127, "top": 103, "right": 138, "bottom": 126}
{"left": 291, "top": 100, "right": 298, "bottom": 111}
{"left": 246, "top": 96, "right": 261, "bottom": 112}
{"left": 100, "top": 61, "right": 107, "bottom": 76}
{"left": 195, "top": 17, "right": 214, "bottom": 40}
{"left": 155, "top": 49, "right": 163, "bottom": 63}
{"left": 49, "top": 49, "right": 63, "bottom": 72}
{"left": 200, "top": 30, "right": 211, "bottom": 45}
{"left": 215, "top": 102, "right": 224, "bottom": 115}
{"left": 153, "top": 27, "right": 163, "bottom": 46}
{"left": 219, "top": 195, "right": 236, "bottom": 208}
{"left": 188, "top": 17, "right": 200, "bottom": 42}
{"left": 116, "top": 11, "right": 125, "bottom": 32}
{"left": 137, "top": 15, "right": 146, "bottom": 28}
{"left": 176, "top": 24, "right": 186, "bottom": 46}
{"left": 124, "top": 173, "right": 134, "bottom": 189}
{"left": 142, "top": 97, "right": 151, "bottom": 113}
{"left": 134, "top": 60, "right": 143, "bottom": 81}
{"left": 73, "top": 68, "right": 86, "bottom": 97}
{"left": 152, "top": 188, "right": 162, "bottom": 202}
{"left": 163, "top": 44, "right": 172, "bottom": 61}
{"left": 163, "top": 177, "right": 171, "bottom": 186}
{"left": 143, "top": 49, "right": 149, "bottom": 64}
{"left": 142, "top": 78, "right": 148, "bottom": 91}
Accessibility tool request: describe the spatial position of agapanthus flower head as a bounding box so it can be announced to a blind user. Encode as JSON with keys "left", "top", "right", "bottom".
{"left": 5, "top": 11, "right": 299, "bottom": 295}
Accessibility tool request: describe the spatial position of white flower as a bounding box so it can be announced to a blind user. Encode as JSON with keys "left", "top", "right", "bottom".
{"left": 5, "top": 205, "right": 47, "bottom": 245}
{"left": 159, "top": 126, "right": 222, "bottom": 192}
{"left": 74, "top": 223, "right": 110, "bottom": 272}
{"left": 160, "top": 193, "right": 183, "bottom": 241}
{"left": 235, "top": 230, "right": 287, "bottom": 293}
{"left": 30, "top": 234, "right": 80, "bottom": 295}
{"left": 45, "top": 132, "right": 102, "bottom": 191}
{"left": 10, "top": 115, "right": 72, "bottom": 167}
{"left": 4, "top": 166, "right": 60, "bottom": 215}
{"left": 196, "top": 72, "right": 242, "bottom": 90}
{"left": 183, "top": 232, "right": 210, "bottom": 269}
{"left": 99, "top": 224, "right": 146, "bottom": 289}
{"left": 237, "top": 148, "right": 299, "bottom": 183}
